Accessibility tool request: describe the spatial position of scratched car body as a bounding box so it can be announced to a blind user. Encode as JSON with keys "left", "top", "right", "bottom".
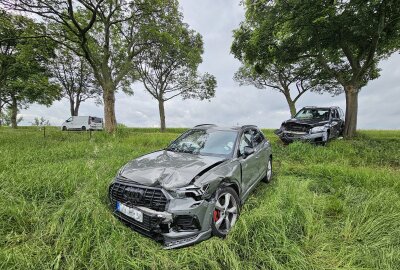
{"left": 109, "top": 124, "right": 272, "bottom": 249}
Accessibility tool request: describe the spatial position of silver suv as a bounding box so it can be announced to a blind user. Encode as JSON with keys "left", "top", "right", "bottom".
{"left": 109, "top": 124, "right": 272, "bottom": 249}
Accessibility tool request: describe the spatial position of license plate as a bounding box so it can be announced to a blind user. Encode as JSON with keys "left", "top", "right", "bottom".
{"left": 116, "top": 202, "right": 143, "bottom": 223}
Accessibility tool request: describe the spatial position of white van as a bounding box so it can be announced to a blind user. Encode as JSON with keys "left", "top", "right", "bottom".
{"left": 61, "top": 116, "right": 103, "bottom": 131}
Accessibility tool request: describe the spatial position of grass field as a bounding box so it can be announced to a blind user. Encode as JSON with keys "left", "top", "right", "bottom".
{"left": 0, "top": 127, "right": 399, "bottom": 270}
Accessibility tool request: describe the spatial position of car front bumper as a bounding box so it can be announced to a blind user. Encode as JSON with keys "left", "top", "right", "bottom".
{"left": 109, "top": 180, "right": 216, "bottom": 249}
{"left": 274, "top": 129, "right": 327, "bottom": 144}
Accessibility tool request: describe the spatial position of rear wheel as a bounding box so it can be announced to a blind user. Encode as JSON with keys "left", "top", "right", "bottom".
{"left": 262, "top": 158, "right": 272, "bottom": 183}
{"left": 62, "top": 126, "right": 67, "bottom": 131}
{"left": 211, "top": 187, "right": 240, "bottom": 238}
{"left": 81, "top": 126, "right": 86, "bottom": 131}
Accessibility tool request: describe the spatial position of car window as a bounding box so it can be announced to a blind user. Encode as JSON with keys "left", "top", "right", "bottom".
{"left": 239, "top": 130, "right": 252, "bottom": 155}
{"left": 252, "top": 129, "right": 264, "bottom": 147}
{"left": 167, "top": 129, "right": 237, "bottom": 157}
{"left": 295, "top": 108, "right": 330, "bottom": 121}
{"left": 66, "top": 117, "right": 72, "bottom": 122}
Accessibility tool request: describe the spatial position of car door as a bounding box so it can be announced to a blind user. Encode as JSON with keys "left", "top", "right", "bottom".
{"left": 238, "top": 129, "right": 260, "bottom": 193}
{"left": 331, "top": 109, "right": 341, "bottom": 138}
{"left": 250, "top": 128, "right": 267, "bottom": 179}
{"left": 329, "top": 110, "right": 340, "bottom": 138}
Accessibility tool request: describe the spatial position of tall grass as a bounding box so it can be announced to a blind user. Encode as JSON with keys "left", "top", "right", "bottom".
{"left": 0, "top": 127, "right": 399, "bottom": 269}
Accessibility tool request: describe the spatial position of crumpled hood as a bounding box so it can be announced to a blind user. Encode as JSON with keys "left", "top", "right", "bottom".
{"left": 284, "top": 118, "right": 329, "bottom": 127}
{"left": 119, "top": 150, "right": 226, "bottom": 190}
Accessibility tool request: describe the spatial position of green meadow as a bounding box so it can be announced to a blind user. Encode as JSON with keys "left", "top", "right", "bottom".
{"left": 0, "top": 127, "right": 399, "bottom": 269}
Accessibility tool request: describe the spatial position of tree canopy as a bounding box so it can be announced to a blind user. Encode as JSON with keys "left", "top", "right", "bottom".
{"left": 232, "top": 0, "right": 400, "bottom": 137}
{"left": 0, "top": 10, "right": 59, "bottom": 128}
{"left": 135, "top": 9, "right": 216, "bottom": 131}
{"left": 51, "top": 48, "right": 100, "bottom": 116}
{"left": 5, "top": 0, "right": 181, "bottom": 132}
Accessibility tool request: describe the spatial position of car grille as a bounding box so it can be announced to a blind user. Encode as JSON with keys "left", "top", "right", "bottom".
{"left": 109, "top": 182, "right": 168, "bottom": 212}
{"left": 285, "top": 124, "right": 310, "bottom": 133}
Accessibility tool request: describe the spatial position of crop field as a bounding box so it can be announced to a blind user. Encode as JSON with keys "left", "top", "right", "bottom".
{"left": 0, "top": 127, "right": 399, "bottom": 270}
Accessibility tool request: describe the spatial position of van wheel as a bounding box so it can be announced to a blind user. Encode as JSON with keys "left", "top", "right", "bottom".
{"left": 81, "top": 126, "right": 86, "bottom": 131}
{"left": 211, "top": 186, "right": 240, "bottom": 238}
{"left": 62, "top": 126, "right": 67, "bottom": 131}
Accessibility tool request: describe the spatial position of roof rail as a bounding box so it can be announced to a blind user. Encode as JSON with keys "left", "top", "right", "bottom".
{"left": 241, "top": 124, "right": 257, "bottom": 129}
{"left": 194, "top": 124, "right": 217, "bottom": 127}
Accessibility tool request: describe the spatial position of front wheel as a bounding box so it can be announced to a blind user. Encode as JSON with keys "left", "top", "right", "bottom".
{"left": 62, "top": 126, "right": 67, "bottom": 131}
{"left": 211, "top": 187, "right": 240, "bottom": 238}
{"left": 81, "top": 126, "right": 86, "bottom": 131}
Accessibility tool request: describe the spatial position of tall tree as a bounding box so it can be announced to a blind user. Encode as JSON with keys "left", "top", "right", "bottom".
{"left": 0, "top": 10, "right": 59, "bottom": 128}
{"left": 135, "top": 12, "right": 216, "bottom": 132}
{"left": 233, "top": 0, "right": 400, "bottom": 138}
{"left": 51, "top": 48, "right": 100, "bottom": 116}
{"left": 233, "top": 61, "right": 339, "bottom": 117}
{"left": 5, "top": 0, "right": 180, "bottom": 133}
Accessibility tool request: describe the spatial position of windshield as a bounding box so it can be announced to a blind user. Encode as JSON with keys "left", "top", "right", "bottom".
{"left": 295, "top": 108, "right": 330, "bottom": 121}
{"left": 167, "top": 129, "right": 237, "bottom": 157}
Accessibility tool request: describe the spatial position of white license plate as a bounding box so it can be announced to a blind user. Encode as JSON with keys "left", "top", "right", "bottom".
{"left": 116, "top": 202, "right": 143, "bottom": 223}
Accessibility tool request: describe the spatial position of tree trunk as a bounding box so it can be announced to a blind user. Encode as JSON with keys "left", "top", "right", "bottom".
{"left": 73, "top": 101, "right": 80, "bottom": 116}
{"left": 10, "top": 96, "right": 18, "bottom": 129}
{"left": 0, "top": 99, "right": 2, "bottom": 126}
{"left": 158, "top": 99, "right": 166, "bottom": 132}
{"left": 283, "top": 91, "right": 297, "bottom": 117}
{"left": 343, "top": 85, "right": 359, "bottom": 138}
{"left": 73, "top": 95, "right": 80, "bottom": 116}
{"left": 69, "top": 98, "right": 75, "bottom": 116}
{"left": 103, "top": 88, "right": 117, "bottom": 133}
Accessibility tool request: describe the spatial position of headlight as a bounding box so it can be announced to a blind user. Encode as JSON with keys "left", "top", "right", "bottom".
{"left": 116, "top": 165, "right": 127, "bottom": 176}
{"left": 175, "top": 184, "right": 210, "bottom": 200}
{"left": 310, "top": 126, "right": 326, "bottom": 134}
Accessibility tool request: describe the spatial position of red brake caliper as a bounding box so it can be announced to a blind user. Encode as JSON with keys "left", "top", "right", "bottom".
{"left": 213, "top": 210, "right": 220, "bottom": 222}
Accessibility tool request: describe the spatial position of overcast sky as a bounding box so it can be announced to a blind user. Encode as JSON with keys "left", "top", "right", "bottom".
{"left": 21, "top": 0, "right": 400, "bottom": 129}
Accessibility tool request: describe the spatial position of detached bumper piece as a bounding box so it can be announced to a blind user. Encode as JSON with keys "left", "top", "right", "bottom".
{"left": 109, "top": 180, "right": 213, "bottom": 249}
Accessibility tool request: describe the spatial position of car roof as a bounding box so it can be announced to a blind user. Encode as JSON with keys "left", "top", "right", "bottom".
{"left": 192, "top": 124, "right": 258, "bottom": 131}
{"left": 302, "top": 106, "right": 340, "bottom": 109}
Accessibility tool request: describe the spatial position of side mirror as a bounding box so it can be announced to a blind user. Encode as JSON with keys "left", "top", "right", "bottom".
{"left": 243, "top": 146, "right": 254, "bottom": 158}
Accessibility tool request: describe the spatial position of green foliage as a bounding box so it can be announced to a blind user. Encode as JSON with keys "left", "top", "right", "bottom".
{"left": 0, "top": 10, "right": 60, "bottom": 112}
{"left": 0, "top": 107, "right": 22, "bottom": 126}
{"left": 31, "top": 117, "right": 50, "bottom": 127}
{"left": 233, "top": 0, "right": 400, "bottom": 136}
{"left": 0, "top": 128, "right": 399, "bottom": 269}
{"left": 233, "top": 0, "right": 400, "bottom": 88}
{"left": 135, "top": 3, "right": 217, "bottom": 102}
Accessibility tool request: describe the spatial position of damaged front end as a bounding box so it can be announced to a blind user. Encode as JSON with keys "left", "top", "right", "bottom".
{"left": 109, "top": 176, "right": 217, "bottom": 249}
{"left": 275, "top": 123, "right": 328, "bottom": 144}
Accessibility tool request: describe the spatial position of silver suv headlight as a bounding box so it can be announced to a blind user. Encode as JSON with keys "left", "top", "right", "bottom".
{"left": 310, "top": 126, "right": 325, "bottom": 134}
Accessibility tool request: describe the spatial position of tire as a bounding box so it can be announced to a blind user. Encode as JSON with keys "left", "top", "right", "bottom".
{"left": 62, "top": 126, "right": 67, "bottom": 131}
{"left": 262, "top": 157, "right": 272, "bottom": 183}
{"left": 211, "top": 186, "right": 240, "bottom": 238}
{"left": 81, "top": 126, "right": 86, "bottom": 131}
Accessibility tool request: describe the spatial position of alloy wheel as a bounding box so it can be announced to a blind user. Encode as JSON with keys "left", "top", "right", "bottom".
{"left": 213, "top": 192, "right": 238, "bottom": 234}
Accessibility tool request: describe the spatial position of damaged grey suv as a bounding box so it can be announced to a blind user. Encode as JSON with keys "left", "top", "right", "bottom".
{"left": 109, "top": 124, "right": 272, "bottom": 249}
